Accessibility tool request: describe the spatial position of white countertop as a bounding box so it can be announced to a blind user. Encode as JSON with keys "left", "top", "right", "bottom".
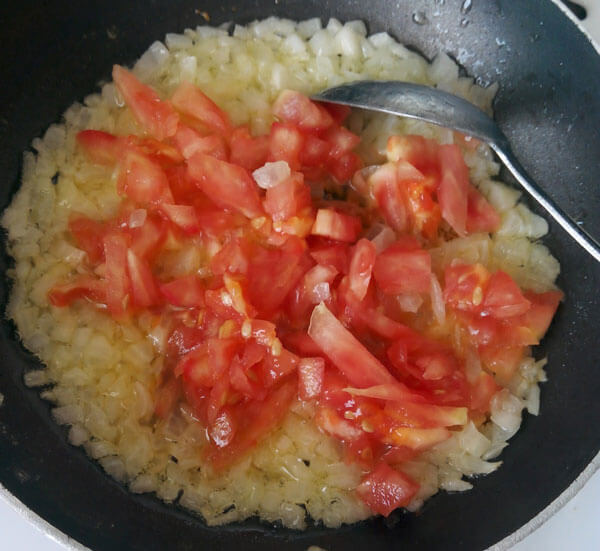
{"left": 1, "top": 1, "right": 598, "bottom": 549}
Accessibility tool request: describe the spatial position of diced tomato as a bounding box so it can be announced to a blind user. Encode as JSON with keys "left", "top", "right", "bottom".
{"left": 288, "top": 263, "right": 338, "bottom": 321}
{"left": 327, "top": 152, "right": 363, "bottom": 183}
{"left": 320, "top": 102, "right": 351, "bottom": 124}
{"left": 173, "top": 125, "right": 227, "bottom": 160}
{"left": 386, "top": 135, "right": 439, "bottom": 175}
{"left": 347, "top": 238, "right": 376, "bottom": 301}
{"left": 382, "top": 426, "right": 451, "bottom": 451}
{"left": 316, "top": 405, "right": 363, "bottom": 440}
{"left": 404, "top": 175, "right": 441, "bottom": 239}
{"left": 229, "top": 354, "right": 267, "bottom": 400}
{"left": 298, "top": 357, "right": 325, "bottom": 400}
{"left": 344, "top": 383, "right": 425, "bottom": 404}
{"left": 308, "top": 241, "right": 350, "bottom": 274}
{"left": 299, "top": 134, "right": 331, "bottom": 167}
{"left": 129, "top": 136, "right": 184, "bottom": 166}
{"left": 273, "top": 90, "right": 333, "bottom": 132}
{"left": 437, "top": 144, "right": 469, "bottom": 236}
{"left": 384, "top": 401, "right": 467, "bottom": 428}
{"left": 479, "top": 345, "right": 525, "bottom": 383}
{"left": 356, "top": 462, "right": 419, "bottom": 517}
{"left": 210, "top": 239, "right": 249, "bottom": 276}
{"left": 48, "top": 275, "right": 106, "bottom": 307}
{"left": 112, "top": 65, "right": 179, "bottom": 140}
{"left": 470, "top": 372, "right": 500, "bottom": 413}
{"left": 160, "top": 275, "right": 205, "bottom": 307}
{"left": 373, "top": 243, "right": 431, "bottom": 294}
{"left": 323, "top": 125, "right": 360, "bottom": 160}
{"left": 69, "top": 215, "right": 106, "bottom": 264}
{"left": 76, "top": 130, "right": 121, "bottom": 165}
{"left": 247, "top": 240, "right": 308, "bottom": 316}
{"left": 118, "top": 150, "right": 171, "bottom": 204}
{"left": 369, "top": 163, "right": 410, "bottom": 233}
{"left": 229, "top": 126, "right": 269, "bottom": 171}
{"left": 268, "top": 122, "right": 304, "bottom": 170}
{"left": 170, "top": 82, "right": 231, "bottom": 135}
{"left": 311, "top": 209, "right": 361, "bottom": 243}
{"left": 103, "top": 232, "right": 130, "bottom": 316}
{"left": 160, "top": 204, "right": 201, "bottom": 235}
{"left": 444, "top": 263, "right": 490, "bottom": 312}
{"left": 187, "top": 153, "right": 263, "bottom": 219}
{"left": 128, "top": 213, "right": 167, "bottom": 259}
{"left": 466, "top": 185, "right": 501, "bottom": 233}
{"left": 519, "top": 290, "right": 562, "bottom": 339}
{"left": 308, "top": 303, "right": 396, "bottom": 387}
{"left": 263, "top": 173, "right": 311, "bottom": 222}
{"left": 127, "top": 249, "right": 159, "bottom": 307}
{"left": 205, "top": 380, "right": 296, "bottom": 471}
{"left": 481, "top": 270, "right": 531, "bottom": 319}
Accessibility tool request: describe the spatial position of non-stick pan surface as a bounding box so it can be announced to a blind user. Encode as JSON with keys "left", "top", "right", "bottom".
{"left": 1, "top": 1, "right": 599, "bottom": 549}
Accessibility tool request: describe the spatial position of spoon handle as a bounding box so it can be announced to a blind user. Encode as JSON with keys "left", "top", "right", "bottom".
{"left": 491, "top": 142, "right": 600, "bottom": 263}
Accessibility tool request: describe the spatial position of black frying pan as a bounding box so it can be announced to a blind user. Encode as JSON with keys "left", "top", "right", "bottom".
{"left": 1, "top": 1, "right": 599, "bottom": 549}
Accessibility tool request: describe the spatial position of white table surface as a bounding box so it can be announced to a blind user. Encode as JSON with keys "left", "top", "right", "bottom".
{"left": 1, "top": 2, "right": 599, "bottom": 550}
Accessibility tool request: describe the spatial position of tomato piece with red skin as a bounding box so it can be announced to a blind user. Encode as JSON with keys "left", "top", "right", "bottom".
{"left": 160, "top": 204, "right": 201, "bottom": 235}
{"left": 76, "top": 130, "right": 121, "bottom": 165}
{"left": 298, "top": 358, "right": 326, "bottom": 400}
{"left": 229, "top": 126, "right": 270, "bottom": 171}
{"left": 128, "top": 136, "right": 184, "bottom": 166}
{"left": 384, "top": 401, "right": 467, "bottom": 429}
{"left": 466, "top": 185, "right": 501, "bottom": 233}
{"left": 308, "top": 303, "right": 396, "bottom": 388}
{"left": 382, "top": 426, "right": 451, "bottom": 452}
{"left": 118, "top": 149, "right": 171, "bottom": 204}
{"left": 69, "top": 215, "right": 106, "bottom": 264}
{"left": 170, "top": 82, "right": 231, "bottom": 135}
{"left": 160, "top": 275, "right": 205, "bottom": 308}
{"left": 263, "top": 173, "right": 311, "bottom": 222}
{"left": 443, "top": 263, "right": 490, "bottom": 312}
{"left": 256, "top": 347, "right": 300, "bottom": 388}
{"left": 518, "top": 290, "right": 563, "bottom": 339}
{"left": 373, "top": 243, "right": 431, "bottom": 295}
{"left": 273, "top": 90, "right": 333, "bottom": 132}
{"left": 287, "top": 263, "right": 338, "bottom": 323}
{"left": 356, "top": 462, "right": 419, "bottom": 516}
{"left": 344, "top": 383, "right": 425, "bottom": 404}
{"left": 308, "top": 240, "right": 350, "bottom": 274}
{"left": 437, "top": 144, "right": 469, "bottom": 236}
{"left": 127, "top": 249, "right": 159, "bottom": 307}
{"left": 112, "top": 65, "right": 179, "bottom": 141}
{"left": 128, "top": 213, "right": 167, "bottom": 260}
{"left": 247, "top": 240, "right": 308, "bottom": 316}
{"left": 299, "top": 134, "right": 331, "bottom": 167}
{"left": 327, "top": 152, "right": 363, "bottom": 184}
{"left": 347, "top": 238, "right": 376, "bottom": 301}
{"left": 405, "top": 177, "right": 441, "bottom": 239}
{"left": 205, "top": 379, "right": 296, "bottom": 471}
{"left": 103, "top": 232, "right": 130, "bottom": 316}
{"left": 177, "top": 344, "right": 214, "bottom": 388}
{"left": 481, "top": 270, "right": 531, "bottom": 319}
{"left": 187, "top": 152, "right": 263, "bottom": 219}
{"left": 210, "top": 238, "right": 250, "bottom": 276}
{"left": 320, "top": 102, "right": 352, "bottom": 124}
{"left": 48, "top": 275, "right": 106, "bottom": 307}
{"left": 311, "top": 209, "right": 361, "bottom": 243}
{"left": 173, "top": 125, "right": 227, "bottom": 160}
{"left": 479, "top": 345, "right": 525, "bottom": 383}
{"left": 229, "top": 355, "right": 267, "bottom": 401}
{"left": 323, "top": 125, "right": 361, "bottom": 160}
{"left": 268, "top": 122, "right": 304, "bottom": 170}
{"left": 369, "top": 163, "right": 410, "bottom": 233}
{"left": 470, "top": 372, "right": 500, "bottom": 413}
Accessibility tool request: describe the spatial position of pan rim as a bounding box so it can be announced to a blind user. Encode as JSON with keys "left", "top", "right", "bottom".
{"left": 0, "top": 0, "right": 598, "bottom": 549}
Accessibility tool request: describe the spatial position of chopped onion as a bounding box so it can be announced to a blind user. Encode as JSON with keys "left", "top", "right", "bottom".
{"left": 128, "top": 208, "right": 147, "bottom": 228}
{"left": 252, "top": 161, "right": 291, "bottom": 189}
{"left": 430, "top": 273, "right": 445, "bottom": 325}
{"left": 490, "top": 389, "right": 524, "bottom": 438}
{"left": 309, "top": 282, "right": 331, "bottom": 303}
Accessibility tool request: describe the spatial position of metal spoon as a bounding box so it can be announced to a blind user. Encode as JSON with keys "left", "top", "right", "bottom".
{"left": 313, "top": 81, "right": 600, "bottom": 263}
